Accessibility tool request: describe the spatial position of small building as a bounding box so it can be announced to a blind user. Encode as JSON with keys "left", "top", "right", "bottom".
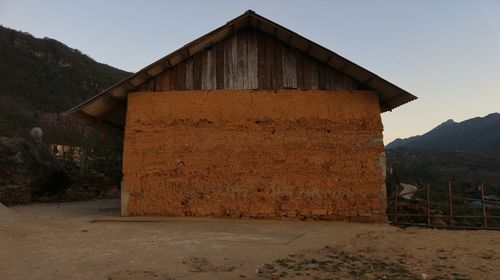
{"left": 67, "top": 11, "right": 416, "bottom": 221}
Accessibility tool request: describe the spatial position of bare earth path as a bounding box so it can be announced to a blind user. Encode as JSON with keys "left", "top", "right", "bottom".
{"left": 0, "top": 199, "right": 498, "bottom": 280}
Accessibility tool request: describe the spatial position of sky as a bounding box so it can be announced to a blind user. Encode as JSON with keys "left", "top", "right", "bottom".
{"left": 1, "top": 0, "right": 499, "bottom": 143}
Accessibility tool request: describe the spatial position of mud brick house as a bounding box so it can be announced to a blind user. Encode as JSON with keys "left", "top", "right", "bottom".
{"left": 67, "top": 11, "right": 416, "bottom": 220}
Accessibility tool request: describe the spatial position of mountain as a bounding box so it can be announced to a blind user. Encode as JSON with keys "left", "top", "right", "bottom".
{"left": 386, "top": 114, "right": 500, "bottom": 195}
{"left": 386, "top": 113, "right": 500, "bottom": 154}
{"left": 0, "top": 25, "right": 130, "bottom": 137}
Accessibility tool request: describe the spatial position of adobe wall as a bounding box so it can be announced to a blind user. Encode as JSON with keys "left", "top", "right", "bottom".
{"left": 122, "top": 90, "right": 386, "bottom": 221}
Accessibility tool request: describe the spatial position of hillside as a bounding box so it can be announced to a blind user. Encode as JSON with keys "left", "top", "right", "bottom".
{"left": 386, "top": 148, "right": 500, "bottom": 194}
{"left": 386, "top": 114, "right": 500, "bottom": 194}
{"left": 386, "top": 113, "right": 500, "bottom": 154}
{"left": 0, "top": 25, "right": 130, "bottom": 137}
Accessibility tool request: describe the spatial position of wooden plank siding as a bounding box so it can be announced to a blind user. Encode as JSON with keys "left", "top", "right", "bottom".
{"left": 139, "top": 27, "right": 361, "bottom": 92}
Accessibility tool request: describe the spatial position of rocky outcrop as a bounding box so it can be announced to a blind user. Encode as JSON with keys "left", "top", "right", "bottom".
{"left": 0, "top": 137, "right": 71, "bottom": 205}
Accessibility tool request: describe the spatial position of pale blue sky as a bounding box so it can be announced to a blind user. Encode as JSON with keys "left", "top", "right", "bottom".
{"left": 1, "top": 0, "right": 499, "bottom": 143}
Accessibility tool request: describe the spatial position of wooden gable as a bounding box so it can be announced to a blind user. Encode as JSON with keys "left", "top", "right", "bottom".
{"left": 67, "top": 10, "right": 416, "bottom": 132}
{"left": 137, "top": 28, "right": 363, "bottom": 92}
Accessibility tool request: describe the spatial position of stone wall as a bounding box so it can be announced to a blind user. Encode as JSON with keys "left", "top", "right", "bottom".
{"left": 122, "top": 90, "right": 386, "bottom": 221}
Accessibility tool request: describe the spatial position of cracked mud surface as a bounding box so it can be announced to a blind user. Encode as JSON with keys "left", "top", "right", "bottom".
{"left": 122, "top": 90, "right": 385, "bottom": 219}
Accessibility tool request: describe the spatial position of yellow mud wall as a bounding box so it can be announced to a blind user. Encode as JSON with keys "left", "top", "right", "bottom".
{"left": 122, "top": 90, "right": 386, "bottom": 221}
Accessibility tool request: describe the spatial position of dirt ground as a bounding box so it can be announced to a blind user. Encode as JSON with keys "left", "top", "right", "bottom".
{"left": 1, "top": 200, "right": 498, "bottom": 280}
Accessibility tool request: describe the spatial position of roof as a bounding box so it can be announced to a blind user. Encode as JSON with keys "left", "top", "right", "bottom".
{"left": 66, "top": 10, "right": 417, "bottom": 132}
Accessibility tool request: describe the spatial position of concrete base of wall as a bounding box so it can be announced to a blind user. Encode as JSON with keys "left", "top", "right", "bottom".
{"left": 120, "top": 183, "right": 130, "bottom": 216}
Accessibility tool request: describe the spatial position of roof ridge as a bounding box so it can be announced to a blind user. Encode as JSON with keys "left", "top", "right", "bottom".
{"left": 66, "top": 10, "right": 416, "bottom": 132}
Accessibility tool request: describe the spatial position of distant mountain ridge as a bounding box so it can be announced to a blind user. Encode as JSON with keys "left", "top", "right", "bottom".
{"left": 0, "top": 25, "right": 130, "bottom": 137}
{"left": 386, "top": 113, "right": 500, "bottom": 154}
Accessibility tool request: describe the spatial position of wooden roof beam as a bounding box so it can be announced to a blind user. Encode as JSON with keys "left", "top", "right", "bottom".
{"left": 383, "top": 93, "right": 407, "bottom": 104}
{"left": 76, "top": 110, "right": 124, "bottom": 131}
{"left": 305, "top": 45, "right": 313, "bottom": 55}
{"left": 104, "top": 93, "right": 124, "bottom": 104}
{"left": 362, "top": 76, "right": 376, "bottom": 86}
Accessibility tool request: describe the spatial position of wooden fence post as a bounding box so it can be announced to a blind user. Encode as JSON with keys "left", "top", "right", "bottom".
{"left": 427, "top": 184, "right": 431, "bottom": 226}
{"left": 448, "top": 181, "right": 453, "bottom": 228}
{"left": 481, "top": 183, "right": 487, "bottom": 228}
{"left": 394, "top": 184, "right": 399, "bottom": 224}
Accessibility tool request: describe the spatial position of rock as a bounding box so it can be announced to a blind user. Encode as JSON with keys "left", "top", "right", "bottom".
{"left": 64, "top": 177, "right": 119, "bottom": 201}
{"left": 103, "top": 186, "right": 120, "bottom": 198}
{"left": 64, "top": 187, "right": 96, "bottom": 201}
{"left": 0, "top": 184, "right": 31, "bottom": 204}
{"left": 0, "top": 137, "right": 72, "bottom": 205}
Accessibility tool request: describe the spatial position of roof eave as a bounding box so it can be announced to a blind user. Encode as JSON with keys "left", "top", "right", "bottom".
{"left": 66, "top": 9, "right": 417, "bottom": 130}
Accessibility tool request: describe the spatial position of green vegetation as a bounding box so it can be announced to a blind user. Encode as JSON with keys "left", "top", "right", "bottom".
{"left": 386, "top": 148, "right": 500, "bottom": 196}
{"left": 0, "top": 25, "right": 130, "bottom": 137}
{"left": 0, "top": 25, "right": 130, "bottom": 182}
